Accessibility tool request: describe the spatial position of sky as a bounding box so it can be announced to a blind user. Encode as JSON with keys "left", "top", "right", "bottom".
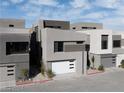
{"left": 0, "top": 0, "right": 124, "bottom": 31}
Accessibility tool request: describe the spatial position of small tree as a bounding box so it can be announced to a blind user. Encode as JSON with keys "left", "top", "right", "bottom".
{"left": 21, "top": 69, "right": 29, "bottom": 80}
{"left": 92, "top": 56, "right": 95, "bottom": 69}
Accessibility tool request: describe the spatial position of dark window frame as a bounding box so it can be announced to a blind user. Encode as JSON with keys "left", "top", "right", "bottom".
{"left": 9, "top": 24, "right": 14, "bottom": 27}
{"left": 54, "top": 41, "right": 63, "bottom": 52}
{"left": 72, "top": 27, "right": 76, "bottom": 29}
{"left": 101, "top": 35, "right": 108, "bottom": 49}
{"left": 6, "top": 42, "right": 29, "bottom": 55}
{"left": 113, "top": 40, "right": 121, "bottom": 48}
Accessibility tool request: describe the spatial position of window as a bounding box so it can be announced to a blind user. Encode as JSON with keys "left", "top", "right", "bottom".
{"left": 9, "top": 24, "right": 14, "bottom": 27}
{"left": 101, "top": 35, "right": 108, "bottom": 49}
{"left": 76, "top": 41, "right": 84, "bottom": 44}
{"left": 85, "top": 44, "right": 90, "bottom": 51}
{"left": 82, "top": 27, "right": 87, "bottom": 29}
{"left": 82, "top": 27, "right": 96, "bottom": 29}
{"left": 6, "top": 42, "right": 29, "bottom": 55}
{"left": 7, "top": 65, "right": 14, "bottom": 68}
{"left": 113, "top": 40, "right": 121, "bottom": 48}
{"left": 45, "top": 26, "right": 61, "bottom": 29}
{"left": 72, "top": 27, "right": 76, "bottom": 29}
{"left": 54, "top": 41, "right": 63, "bottom": 52}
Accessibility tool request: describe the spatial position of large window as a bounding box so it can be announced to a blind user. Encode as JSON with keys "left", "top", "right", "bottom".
{"left": 113, "top": 40, "right": 121, "bottom": 48}
{"left": 101, "top": 35, "right": 108, "bottom": 49}
{"left": 54, "top": 41, "right": 63, "bottom": 52}
{"left": 6, "top": 42, "right": 29, "bottom": 55}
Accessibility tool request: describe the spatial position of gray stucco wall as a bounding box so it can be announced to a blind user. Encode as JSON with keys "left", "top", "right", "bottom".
{"left": 70, "top": 22, "right": 103, "bottom": 31}
{"left": 0, "top": 19, "right": 25, "bottom": 28}
{"left": 41, "top": 28, "right": 88, "bottom": 75}
{"left": 121, "top": 39, "right": 124, "bottom": 46}
{"left": 64, "top": 44, "right": 85, "bottom": 52}
{"left": 0, "top": 64, "right": 16, "bottom": 89}
{"left": 112, "top": 35, "right": 121, "bottom": 40}
{"left": 0, "top": 28, "right": 30, "bottom": 80}
{"left": 89, "top": 53, "right": 116, "bottom": 68}
{"left": 89, "top": 53, "right": 101, "bottom": 68}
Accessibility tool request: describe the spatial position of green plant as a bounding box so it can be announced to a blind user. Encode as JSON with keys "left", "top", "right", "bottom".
{"left": 46, "top": 69, "right": 55, "bottom": 78}
{"left": 98, "top": 65, "right": 104, "bottom": 71}
{"left": 121, "top": 60, "right": 124, "bottom": 68}
{"left": 91, "top": 56, "right": 95, "bottom": 69}
{"left": 21, "top": 69, "right": 29, "bottom": 80}
{"left": 41, "top": 62, "right": 45, "bottom": 76}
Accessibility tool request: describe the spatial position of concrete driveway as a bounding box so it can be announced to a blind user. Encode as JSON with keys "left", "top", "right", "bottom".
{"left": 1, "top": 68, "right": 124, "bottom": 92}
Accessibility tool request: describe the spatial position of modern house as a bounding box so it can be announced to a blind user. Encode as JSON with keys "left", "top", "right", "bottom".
{"left": 0, "top": 19, "right": 30, "bottom": 89}
{"left": 78, "top": 29, "right": 116, "bottom": 68}
{"left": 1, "top": 18, "right": 124, "bottom": 89}
{"left": 112, "top": 31, "right": 124, "bottom": 67}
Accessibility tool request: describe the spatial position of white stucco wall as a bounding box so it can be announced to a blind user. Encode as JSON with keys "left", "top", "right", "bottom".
{"left": 78, "top": 29, "right": 112, "bottom": 54}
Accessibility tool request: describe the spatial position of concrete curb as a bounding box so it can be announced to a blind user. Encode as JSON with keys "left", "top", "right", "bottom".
{"left": 16, "top": 79, "right": 52, "bottom": 87}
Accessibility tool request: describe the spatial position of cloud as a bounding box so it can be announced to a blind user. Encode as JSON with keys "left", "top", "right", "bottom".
{"left": 1, "top": 1, "right": 10, "bottom": 6}
{"left": 29, "top": 0, "right": 58, "bottom": 6}
{"left": 102, "top": 17, "right": 124, "bottom": 31}
{"left": 2, "top": 0, "right": 124, "bottom": 30}
{"left": 9, "top": 0, "right": 25, "bottom": 4}
{"left": 70, "top": 0, "right": 90, "bottom": 8}
{"left": 93, "top": 0, "right": 119, "bottom": 8}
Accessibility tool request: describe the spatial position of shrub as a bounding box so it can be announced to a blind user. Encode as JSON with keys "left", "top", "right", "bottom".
{"left": 41, "top": 62, "right": 45, "bottom": 76}
{"left": 98, "top": 65, "right": 104, "bottom": 71}
{"left": 21, "top": 69, "right": 29, "bottom": 80}
{"left": 46, "top": 69, "right": 55, "bottom": 78}
{"left": 121, "top": 60, "right": 124, "bottom": 68}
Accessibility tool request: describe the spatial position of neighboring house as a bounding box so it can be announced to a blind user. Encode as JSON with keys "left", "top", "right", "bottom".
{"left": 41, "top": 28, "right": 90, "bottom": 75}
{"left": 30, "top": 20, "right": 71, "bottom": 75}
{"left": 0, "top": 19, "right": 30, "bottom": 89}
{"left": 32, "top": 20, "right": 90, "bottom": 75}
{"left": 70, "top": 22, "right": 103, "bottom": 31}
{"left": 112, "top": 31, "right": 124, "bottom": 67}
{"left": 77, "top": 29, "right": 116, "bottom": 68}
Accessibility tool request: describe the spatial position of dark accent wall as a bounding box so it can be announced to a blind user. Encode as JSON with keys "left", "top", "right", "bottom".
{"left": 43, "top": 20, "right": 70, "bottom": 30}
{"left": 29, "top": 32, "right": 41, "bottom": 77}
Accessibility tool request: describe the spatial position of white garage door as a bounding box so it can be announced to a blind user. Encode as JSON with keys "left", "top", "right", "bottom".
{"left": 52, "top": 60, "right": 76, "bottom": 74}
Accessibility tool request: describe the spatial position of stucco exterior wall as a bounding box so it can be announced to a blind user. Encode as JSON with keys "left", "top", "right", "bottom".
{"left": 116, "top": 54, "right": 124, "bottom": 67}
{"left": 0, "top": 19, "right": 25, "bottom": 28}
{"left": 0, "top": 28, "right": 30, "bottom": 80}
{"left": 41, "top": 28, "right": 88, "bottom": 75}
{"left": 78, "top": 30, "right": 113, "bottom": 54}
{"left": 70, "top": 22, "right": 103, "bottom": 31}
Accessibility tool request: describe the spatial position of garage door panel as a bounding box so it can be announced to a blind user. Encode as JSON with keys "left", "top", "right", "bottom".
{"left": 101, "top": 57, "right": 116, "bottom": 68}
{"left": 52, "top": 60, "right": 76, "bottom": 74}
{"left": 52, "top": 61, "right": 70, "bottom": 74}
